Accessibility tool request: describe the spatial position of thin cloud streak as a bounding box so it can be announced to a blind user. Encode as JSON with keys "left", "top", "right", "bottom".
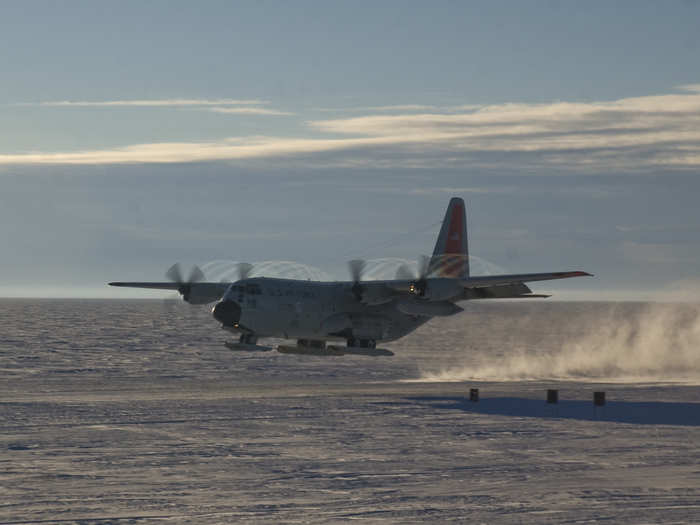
{"left": 317, "top": 104, "right": 441, "bottom": 113}
{"left": 17, "top": 98, "right": 265, "bottom": 107}
{"left": 208, "top": 106, "right": 295, "bottom": 116}
{"left": 0, "top": 135, "right": 426, "bottom": 165}
{"left": 317, "top": 104, "right": 483, "bottom": 113}
{"left": 3, "top": 86, "right": 700, "bottom": 169}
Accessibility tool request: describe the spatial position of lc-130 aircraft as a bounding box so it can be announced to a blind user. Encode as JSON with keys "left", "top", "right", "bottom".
{"left": 110, "top": 198, "right": 591, "bottom": 356}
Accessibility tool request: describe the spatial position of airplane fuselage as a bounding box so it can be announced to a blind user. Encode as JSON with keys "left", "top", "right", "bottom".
{"left": 221, "top": 277, "right": 432, "bottom": 343}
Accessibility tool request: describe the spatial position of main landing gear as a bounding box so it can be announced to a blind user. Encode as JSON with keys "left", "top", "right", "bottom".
{"left": 346, "top": 338, "right": 377, "bottom": 349}
{"left": 331, "top": 338, "right": 392, "bottom": 356}
{"left": 224, "top": 332, "right": 272, "bottom": 352}
{"left": 277, "top": 339, "right": 344, "bottom": 356}
{"left": 239, "top": 333, "right": 258, "bottom": 345}
{"left": 276, "top": 338, "right": 393, "bottom": 356}
{"left": 226, "top": 336, "right": 394, "bottom": 357}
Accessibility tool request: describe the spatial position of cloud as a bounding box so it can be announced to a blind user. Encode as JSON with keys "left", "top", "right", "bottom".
{"left": 317, "top": 104, "right": 441, "bottom": 113}
{"left": 207, "top": 106, "right": 294, "bottom": 116}
{"left": 317, "top": 104, "right": 483, "bottom": 113}
{"left": 16, "top": 98, "right": 293, "bottom": 118}
{"left": 4, "top": 86, "right": 700, "bottom": 169}
{"left": 18, "top": 98, "right": 265, "bottom": 107}
{"left": 306, "top": 87, "right": 700, "bottom": 169}
{"left": 0, "top": 135, "right": 416, "bottom": 165}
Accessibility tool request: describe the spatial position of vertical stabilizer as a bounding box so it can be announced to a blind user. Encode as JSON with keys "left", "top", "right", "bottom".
{"left": 429, "top": 197, "right": 469, "bottom": 278}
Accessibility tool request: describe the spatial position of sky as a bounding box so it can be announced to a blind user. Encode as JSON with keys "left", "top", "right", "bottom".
{"left": 1, "top": 0, "right": 699, "bottom": 299}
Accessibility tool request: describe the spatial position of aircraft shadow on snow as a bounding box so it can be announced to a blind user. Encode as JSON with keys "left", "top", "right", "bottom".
{"left": 399, "top": 396, "right": 700, "bottom": 426}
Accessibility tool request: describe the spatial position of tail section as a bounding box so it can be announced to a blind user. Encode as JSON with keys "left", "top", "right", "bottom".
{"left": 429, "top": 197, "right": 469, "bottom": 278}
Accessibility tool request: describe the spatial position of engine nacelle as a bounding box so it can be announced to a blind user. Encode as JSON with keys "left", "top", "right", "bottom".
{"left": 181, "top": 284, "right": 226, "bottom": 305}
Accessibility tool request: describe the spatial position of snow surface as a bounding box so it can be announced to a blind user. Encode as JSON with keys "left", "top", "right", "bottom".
{"left": 1, "top": 299, "right": 699, "bottom": 523}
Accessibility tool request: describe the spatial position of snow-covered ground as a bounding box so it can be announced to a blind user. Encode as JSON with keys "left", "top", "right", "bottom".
{"left": 1, "top": 299, "right": 699, "bottom": 523}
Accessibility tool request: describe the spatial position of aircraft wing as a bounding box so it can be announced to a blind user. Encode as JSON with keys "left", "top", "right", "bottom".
{"left": 460, "top": 270, "right": 592, "bottom": 288}
{"left": 109, "top": 282, "right": 229, "bottom": 290}
{"left": 108, "top": 282, "right": 230, "bottom": 304}
{"left": 109, "top": 282, "right": 182, "bottom": 290}
{"left": 362, "top": 270, "right": 590, "bottom": 303}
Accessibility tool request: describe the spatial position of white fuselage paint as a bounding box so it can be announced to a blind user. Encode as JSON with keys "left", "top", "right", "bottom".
{"left": 222, "top": 277, "right": 433, "bottom": 342}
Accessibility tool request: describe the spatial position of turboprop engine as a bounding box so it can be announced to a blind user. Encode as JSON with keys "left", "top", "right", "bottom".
{"left": 394, "top": 257, "right": 464, "bottom": 302}
{"left": 410, "top": 278, "right": 463, "bottom": 302}
{"left": 166, "top": 263, "right": 221, "bottom": 304}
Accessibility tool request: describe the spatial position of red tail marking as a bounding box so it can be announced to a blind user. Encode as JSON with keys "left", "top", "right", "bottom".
{"left": 444, "top": 203, "right": 463, "bottom": 254}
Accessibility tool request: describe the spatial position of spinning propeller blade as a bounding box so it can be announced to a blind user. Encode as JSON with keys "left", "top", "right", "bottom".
{"left": 235, "top": 262, "right": 254, "bottom": 281}
{"left": 395, "top": 264, "right": 415, "bottom": 281}
{"left": 166, "top": 263, "right": 205, "bottom": 302}
{"left": 166, "top": 263, "right": 184, "bottom": 284}
{"left": 348, "top": 259, "right": 366, "bottom": 301}
{"left": 188, "top": 265, "right": 205, "bottom": 284}
{"left": 395, "top": 255, "right": 431, "bottom": 296}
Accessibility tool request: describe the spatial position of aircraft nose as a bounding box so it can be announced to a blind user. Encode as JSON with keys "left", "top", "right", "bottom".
{"left": 212, "top": 300, "right": 241, "bottom": 326}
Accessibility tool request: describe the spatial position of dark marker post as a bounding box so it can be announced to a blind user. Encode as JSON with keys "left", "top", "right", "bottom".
{"left": 593, "top": 391, "right": 606, "bottom": 420}
{"left": 594, "top": 391, "right": 606, "bottom": 406}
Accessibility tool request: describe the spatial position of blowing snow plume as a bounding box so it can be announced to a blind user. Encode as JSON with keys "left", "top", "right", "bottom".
{"left": 419, "top": 301, "right": 700, "bottom": 383}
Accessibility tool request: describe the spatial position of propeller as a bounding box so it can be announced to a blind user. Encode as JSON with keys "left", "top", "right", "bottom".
{"left": 234, "top": 262, "right": 254, "bottom": 281}
{"left": 166, "top": 263, "right": 205, "bottom": 302}
{"left": 348, "top": 259, "right": 366, "bottom": 301}
{"left": 395, "top": 255, "right": 432, "bottom": 297}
